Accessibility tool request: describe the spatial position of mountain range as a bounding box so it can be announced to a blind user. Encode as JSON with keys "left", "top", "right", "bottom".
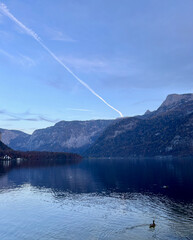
{"left": 85, "top": 93, "right": 193, "bottom": 157}
{"left": 1, "top": 93, "right": 193, "bottom": 157}
{"left": 0, "top": 120, "right": 114, "bottom": 153}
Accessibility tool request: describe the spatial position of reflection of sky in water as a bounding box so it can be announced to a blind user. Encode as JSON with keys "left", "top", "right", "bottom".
{"left": 0, "top": 158, "right": 193, "bottom": 239}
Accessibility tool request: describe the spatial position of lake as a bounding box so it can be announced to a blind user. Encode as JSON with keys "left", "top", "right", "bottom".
{"left": 0, "top": 157, "right": 193, "bottom": 240}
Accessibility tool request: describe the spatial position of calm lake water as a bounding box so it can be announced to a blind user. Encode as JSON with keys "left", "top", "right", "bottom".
{"left": 0, "top": 157, "right": 193, "bottom": 240}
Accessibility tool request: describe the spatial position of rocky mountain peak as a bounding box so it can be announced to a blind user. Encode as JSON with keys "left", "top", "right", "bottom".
{"left": 144, "top": 110, "right": 151, "bottom": 115}
{"left": 160, "top": 93, "right": 193, "bottom": 108}
{"left": 153, "top": 93, "right": 193, "bottom": 116}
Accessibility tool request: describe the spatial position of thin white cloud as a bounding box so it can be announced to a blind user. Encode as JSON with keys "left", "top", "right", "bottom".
{"left": 0, "top": 3, "right": 40, "bottom": 41}
{"left": 0, "top": 2, "right": 123, "bottom": 117}
{"left": 18, "top": 54, "right": 36, "bottom": 67}
{"left": 0, "top": 48, "right": 36, "bottom": 67}
{"left": 0, "top": 48, "right": 14, "bottom": 59}
{"left": 66, "top": 108, "right": 92, "bottom": 112}
{"left": 60, "top": 55, "right": 138, "bottom": 75}
{"left": 0, "top": 108, "right": 59, "bottom": 123}
{"left": 45, "top": 27, "right": 76, "bottom": 42}
{"left": 61, "top": 56, "right": 107, "bottom": 72}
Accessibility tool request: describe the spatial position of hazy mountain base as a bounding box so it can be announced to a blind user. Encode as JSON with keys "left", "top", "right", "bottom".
{"left": 0, "top": 140, "right": 82, "bottom": 161}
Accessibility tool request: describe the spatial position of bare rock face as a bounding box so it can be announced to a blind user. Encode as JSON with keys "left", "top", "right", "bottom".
{"left": 160, "top": 94, "right": 193, "bottom": 108}
{"left": 144, "top": 110, "right": 151, "bottom": 115}
{"left": 156, "top": 93, "right": 193, "bottom": 116}
{"left": 142, "top": 93, "right": 193, "bottom": 119}
{"left": 27, "top": 120, "right": 114, "bottom": 153}
{"left": 1, "top": 120, "right": 114, "bottom": 153}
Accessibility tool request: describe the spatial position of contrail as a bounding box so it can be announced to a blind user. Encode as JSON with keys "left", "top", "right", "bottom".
{"left": 0, "top": 2, "right": 123, "bottom": 117}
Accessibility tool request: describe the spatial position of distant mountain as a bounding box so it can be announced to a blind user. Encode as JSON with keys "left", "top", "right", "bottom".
{"left": 0, "top": 137, "right": 14, "bottom": 158}
{"left": 160, "top": 93, "right": 193, "bottom": 109}
{"left": 2, "top": 93, "right": 193, "bottom": 157}
{"left": 142, "top": 93, "right": 193, "bottom": 119}
{"left": 26, "top": 120, "right": 114, "bottom": 153}
{"left": 0, "top": 134, "right": 81, "bottom": 161}
{"left": 85, "top": 94, "right": 193, "bottom": 158}
{"left": 0, "top": 140, "right": 12, "bottom": 152}
{"left": 0, "top": 129, "right": 30, "bottom": 151}
{"left": 1, "top": 120, "right": 114, "bottom": 153}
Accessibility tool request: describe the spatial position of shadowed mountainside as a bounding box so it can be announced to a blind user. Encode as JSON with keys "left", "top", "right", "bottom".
{"left": 0, "top": 141, "right": 82, "bottom": 162}
{"left": 84, "top": 94, "right": 193, "bottom": 158}
{"left": 0, "top": 140, "right": 12, "bottom": 152}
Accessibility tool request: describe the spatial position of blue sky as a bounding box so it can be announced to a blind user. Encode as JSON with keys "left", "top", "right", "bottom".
{"left": 0, "top": 0, "right": 193, "bottom": 133}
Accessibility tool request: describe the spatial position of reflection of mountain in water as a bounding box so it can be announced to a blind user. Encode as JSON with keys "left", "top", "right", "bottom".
{"left": 0, "top": 158, "right": 193, "bottom": 202}
{"left": 0, "top": 158, "right": 82, "bottom": 189}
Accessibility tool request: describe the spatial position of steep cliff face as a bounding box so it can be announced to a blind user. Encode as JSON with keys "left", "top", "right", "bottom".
{"left": 1, "top": 120, "right": 114, "bottom": 153}
{"left": 156, "top": 93, "right": 193, "bottom": 115}
{"left": 26, "top": 120, "right": 114, "bottom": 153}
{"left": 142, "top": 93, "right": 193, "bottom": 119}
{"left": 160, "top": 93, "right": 193, "bottom": 108}
{"left": 85, "top": 94, "right": 193, "bottom": 158}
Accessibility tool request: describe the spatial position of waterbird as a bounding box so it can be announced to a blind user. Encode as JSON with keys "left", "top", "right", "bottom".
{"left": 149, "top": 220, "right": 156, "bottom": 228}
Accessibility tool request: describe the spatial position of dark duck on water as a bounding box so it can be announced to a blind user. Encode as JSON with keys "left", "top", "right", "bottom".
{"left": 149, "top": 220, "right": 156, "bottom": 228}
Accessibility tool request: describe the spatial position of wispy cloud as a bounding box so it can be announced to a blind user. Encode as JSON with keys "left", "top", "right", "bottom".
{"left": 0, "top": 109, "right": 59, "bottom": 123}
{"left": 0, "top": 3, "right": 40, "bottom": 41}
{"left": 18, "top": 54, "right": 36, "bottom": 67}
{"left": 45, "top": 27, "right": 76, "bottom": 42}
{"left": 60, "top": 56, "right": 107, "bottom": 72}
{"left": 0, "top": 48, "right": 36, "bottom": 67}
{"left": 0, "top": 2, "right": 123, "bottom": 117}
{"left": 60, "top": 55, "right": 137, "bottom": 75}
{"left": 66, "top": 108, "right": 92, "bottom": 112}
{"left": 38, "top": 116, "right": 59, "bottom": 123}
{"left": 0, "top": 48, "right": 14, "bottom": 59}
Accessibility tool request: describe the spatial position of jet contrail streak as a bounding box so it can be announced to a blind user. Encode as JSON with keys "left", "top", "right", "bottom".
{"left": 0, "top": 2, "right": 123, "bottom": 117}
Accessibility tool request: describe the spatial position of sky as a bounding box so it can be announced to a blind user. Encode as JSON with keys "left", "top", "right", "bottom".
{"left": 0, "top": 0, "right": 193, "bottom": 133}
